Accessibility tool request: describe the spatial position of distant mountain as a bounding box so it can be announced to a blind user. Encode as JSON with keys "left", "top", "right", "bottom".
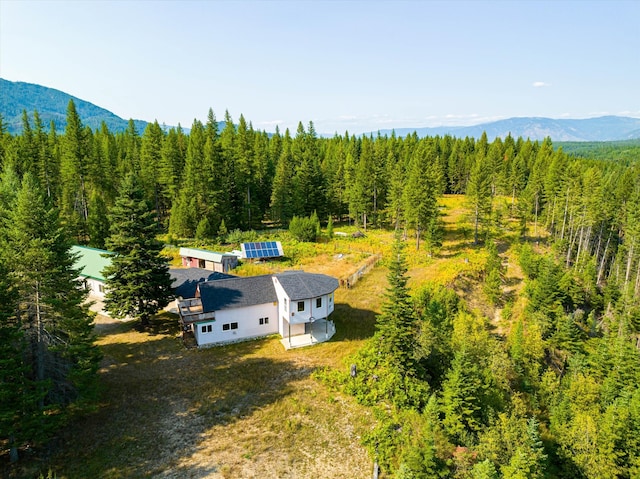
{"left": 374, "top": 116, "right": 640, "bottom": 142}
{"left": 4, "top": 78, "right": 639, "bottom": 142}
{"left": 0, "top": 78, "right": 149, "bottom": 134}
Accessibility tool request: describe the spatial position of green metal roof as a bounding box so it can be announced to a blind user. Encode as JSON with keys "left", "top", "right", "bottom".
{"left": 71, "top": 245, "right": 113, "bottom": 282}
{"left": 179, "top": 247, "right": 236, "bottom": 263}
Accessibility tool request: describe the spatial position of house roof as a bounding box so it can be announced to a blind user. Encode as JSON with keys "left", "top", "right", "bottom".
{"left": 170, "top": 268, "right": 235, "bottom": 299}
{"left": 198, "top": 275, "right": 278, "bottom": 312}
{"left": 274, "top": 272, "right": 339, "bottom": 301}
{"left": 71, "top": 245, "right": 113, "bottom": 282}
{"left": 179, "top": 247, "right": 236, "bottom": 263}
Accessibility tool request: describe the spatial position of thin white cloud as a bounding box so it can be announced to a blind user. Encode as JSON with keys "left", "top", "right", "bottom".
{"left": 532, "top": 81, "right": 551, "bottom": 88}
{"left": 617, "top": 110, "right": 640, "bottom": 117}
{"left": 258, "top": 120, "right": 284, "bottom": 127}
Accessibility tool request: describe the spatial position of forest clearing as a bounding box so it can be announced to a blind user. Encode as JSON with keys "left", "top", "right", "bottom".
{"left": 9, "top": 195, "right": 516, "bottom": 478}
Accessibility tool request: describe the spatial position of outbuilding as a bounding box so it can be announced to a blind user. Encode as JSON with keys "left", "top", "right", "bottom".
{"left": 179, "top": 247, "right": 238, "bottom": 273}
{"left": 71, "top": 245, "right": 113, "bottom": 298}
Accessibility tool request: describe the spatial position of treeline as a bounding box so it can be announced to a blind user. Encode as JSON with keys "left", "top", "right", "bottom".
{"left": 2, "top": 100, "right": 639, "bottom": 292}
{"left": 2, "top": 101, "right": 639, "bottom": 282}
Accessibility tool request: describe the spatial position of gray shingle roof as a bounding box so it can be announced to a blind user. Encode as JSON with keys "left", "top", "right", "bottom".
{"left": 170, "top": 268, "right": 235, "bottom": 299}
{"left": 198, "top": 275, "right": 277, "bottom": 312}
{"left": 275, "top": 272, "right": 339, "bottom": 301}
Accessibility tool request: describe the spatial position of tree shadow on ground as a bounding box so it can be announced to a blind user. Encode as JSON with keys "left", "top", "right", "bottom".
{"left": 332, "top": 303, "right": 377, "bottom": 341}
{"left": 47, "top": 333, "right": 312, "bottom": 478}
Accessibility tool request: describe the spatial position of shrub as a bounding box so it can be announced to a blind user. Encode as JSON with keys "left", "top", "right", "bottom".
{"left": 289, "top": 214, "right": 320, "bottom": 242}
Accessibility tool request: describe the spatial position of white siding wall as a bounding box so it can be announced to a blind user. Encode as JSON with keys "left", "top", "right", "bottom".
{"left": 195, "top": 302, "right": 278, "bottom": 347}
{"left": 310, "top": 293, "right": 334, "bottom": 320}
{"left": 272, "top": 278, "right": 289, "bottom": 337}
{"left": 84, "top": 278, "right": 106, "bottom": 298}
{"left": 272, "top": 276, "right": 337, "bottom": 337}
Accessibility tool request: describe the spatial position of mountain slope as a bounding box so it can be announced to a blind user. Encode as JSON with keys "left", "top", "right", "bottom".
{"left": 0, "top": 78, "right": 148, "bottom": 134}
{"left": 3, "top": 78, "right": 639, "bottom": 141}
{"left": 375, "top": 116, "right": 640, "bottom": 141}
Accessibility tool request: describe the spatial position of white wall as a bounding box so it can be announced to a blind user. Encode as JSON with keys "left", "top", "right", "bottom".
{"left": 195, "top": 302, "right": 278, "bottom": 347}
{"left": 272, "top": 276, "right": 336, "bottom": 337}
{"left": 84, "top": 277, "right": 106, "bottom": 298}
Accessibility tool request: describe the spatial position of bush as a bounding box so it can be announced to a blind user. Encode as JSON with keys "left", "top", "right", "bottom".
{"left": 226, "top": 229, "right": 258, "bottom": 245}
{"left": 289, "top": 214, "right": 320, "bottom": 242}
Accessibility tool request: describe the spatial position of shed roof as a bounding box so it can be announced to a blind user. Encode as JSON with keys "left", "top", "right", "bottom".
{"left": 71, "top": 245, "right": 113, "bottom": 282}
{"left": 170, "top": 268, "right": 235, "bottom": 299}
{"left": 274, "top": 272, "right": 339, "bottom": 301}
{"left": 179, "top": 247, "right": 236, "bottom": 263}
{"left": 198, "top": 275, "right": 278, "bottom": 312}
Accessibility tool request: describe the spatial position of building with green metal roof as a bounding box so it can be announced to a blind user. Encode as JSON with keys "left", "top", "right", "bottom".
{"left": 71, "top": 245, "right": 113, "bottom": 297}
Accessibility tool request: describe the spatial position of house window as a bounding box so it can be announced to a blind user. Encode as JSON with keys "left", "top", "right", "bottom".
{"left": 297, "top": 301, "right": 305, "bottom": 312}
{"left": 201, "top": 324, "right": 212, "bottom": 333}
{"left": 223, "top": 322, "right": 239, "bottom": 331}
{"left": 231, "top": 322, "right": 238, "bottom": 330}
{"left": 98, "top": 283, "right": 105, "bottom": 293}
{"left": 199, "top": 259, "right": 206, "bottom": 268}
{"left": 259, "top": 317, "right": 269, "bottom": 325}
{"left": 316, "top": 297, "right": 322, "bottom": 308}
{"left": 284, "top": 298, "right": 288, "bottom": 312}
{"left": 329, "top": 293, "right": 333, "bottom": 304}
{"left": 223, "top": 323, "right": 230, "bottom": 331}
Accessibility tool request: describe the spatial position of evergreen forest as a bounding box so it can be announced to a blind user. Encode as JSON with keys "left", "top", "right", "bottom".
{"left": 2, "top": 100, "right": 640, "bottom": 478}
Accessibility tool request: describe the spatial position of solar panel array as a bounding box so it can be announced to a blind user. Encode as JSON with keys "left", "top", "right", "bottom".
{"left": 241, "top": 241, "right": 283, "bottom": 259}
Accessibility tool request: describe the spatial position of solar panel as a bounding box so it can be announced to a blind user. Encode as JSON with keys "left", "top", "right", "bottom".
{"left": 241, "top": 241, "right": 284, "bottom": 259}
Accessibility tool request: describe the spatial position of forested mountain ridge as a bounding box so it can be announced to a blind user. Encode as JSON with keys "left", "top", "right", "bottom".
{"left": 376, "top": 115, "right": 640, "bottom": 141}
{"left": 0, "top": 78, "right": 149, "bottom": 134}
{"left": 3, "top": 78, "right": 640, "bottom": 140}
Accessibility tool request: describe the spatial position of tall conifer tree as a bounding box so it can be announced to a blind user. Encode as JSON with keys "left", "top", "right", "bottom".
{"left": 104, "top": 172, "right": 173, "bottom": 327}
{"left": 466, "top": 156, "right": 492, "bottom": 244}
{"left": 3, "top": 174, "right": 100, "bottom": 432}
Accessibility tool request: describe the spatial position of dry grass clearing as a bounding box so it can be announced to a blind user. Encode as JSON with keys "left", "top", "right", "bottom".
{"left": 40, "top": 305, "right": 376, "bottom": 479}
{"left": 35, "top": 262, "right": 392, "bottom": 479}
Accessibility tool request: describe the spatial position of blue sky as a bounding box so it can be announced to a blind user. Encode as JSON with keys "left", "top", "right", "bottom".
{"left": 1, "top": 0, "right": 638, "bottom": 134}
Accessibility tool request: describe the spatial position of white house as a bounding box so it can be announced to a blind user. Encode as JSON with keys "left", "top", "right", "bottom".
{"left": 177, "top": 271, "right": 339, "bottom": 349}
{"left": 272, "top": 272, "right": 337, "bottom": 349}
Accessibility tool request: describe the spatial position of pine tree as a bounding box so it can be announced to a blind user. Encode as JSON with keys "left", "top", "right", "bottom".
{"left": 0, "top": 258, "right": 44, "bottom": 463}
{"left": 440, "top": 346, "right": 486, "bottom": 441}
{"left": 195, "top": 216, "right": 212, "bottom": 241}
{"left": 3, "top": 174, "right": 100, "bottom": 438}
{"left": 403, "top": 140, "right": 440, "bottom": 250}
{"left": 104, "top": 172, "right": 174, "bottom": 327}
{"left": 87, "top": 190, "right": 110, "bottom": 249}
{"left": 466, "top": 156, "right": 492, "bottom": 244}
{"left": 484, "top": 241, "right": 503, "bottom": 305}
{"left": 139, "top": 120, "right": 166, "bottom": 220}
{"left": 158, "top": 126, "right": 184, "bottom": 211}
{"left": 270, "top": 132, "right": 295, "bottom": 225}
{"left": 376, "top": 236, "right": 419, "bottom": 375}
{"left": 326, "top": 214, "right": 334, "bottom": 239}
{"left": 59, "top": 100, "right": 90, "bottom": 241}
